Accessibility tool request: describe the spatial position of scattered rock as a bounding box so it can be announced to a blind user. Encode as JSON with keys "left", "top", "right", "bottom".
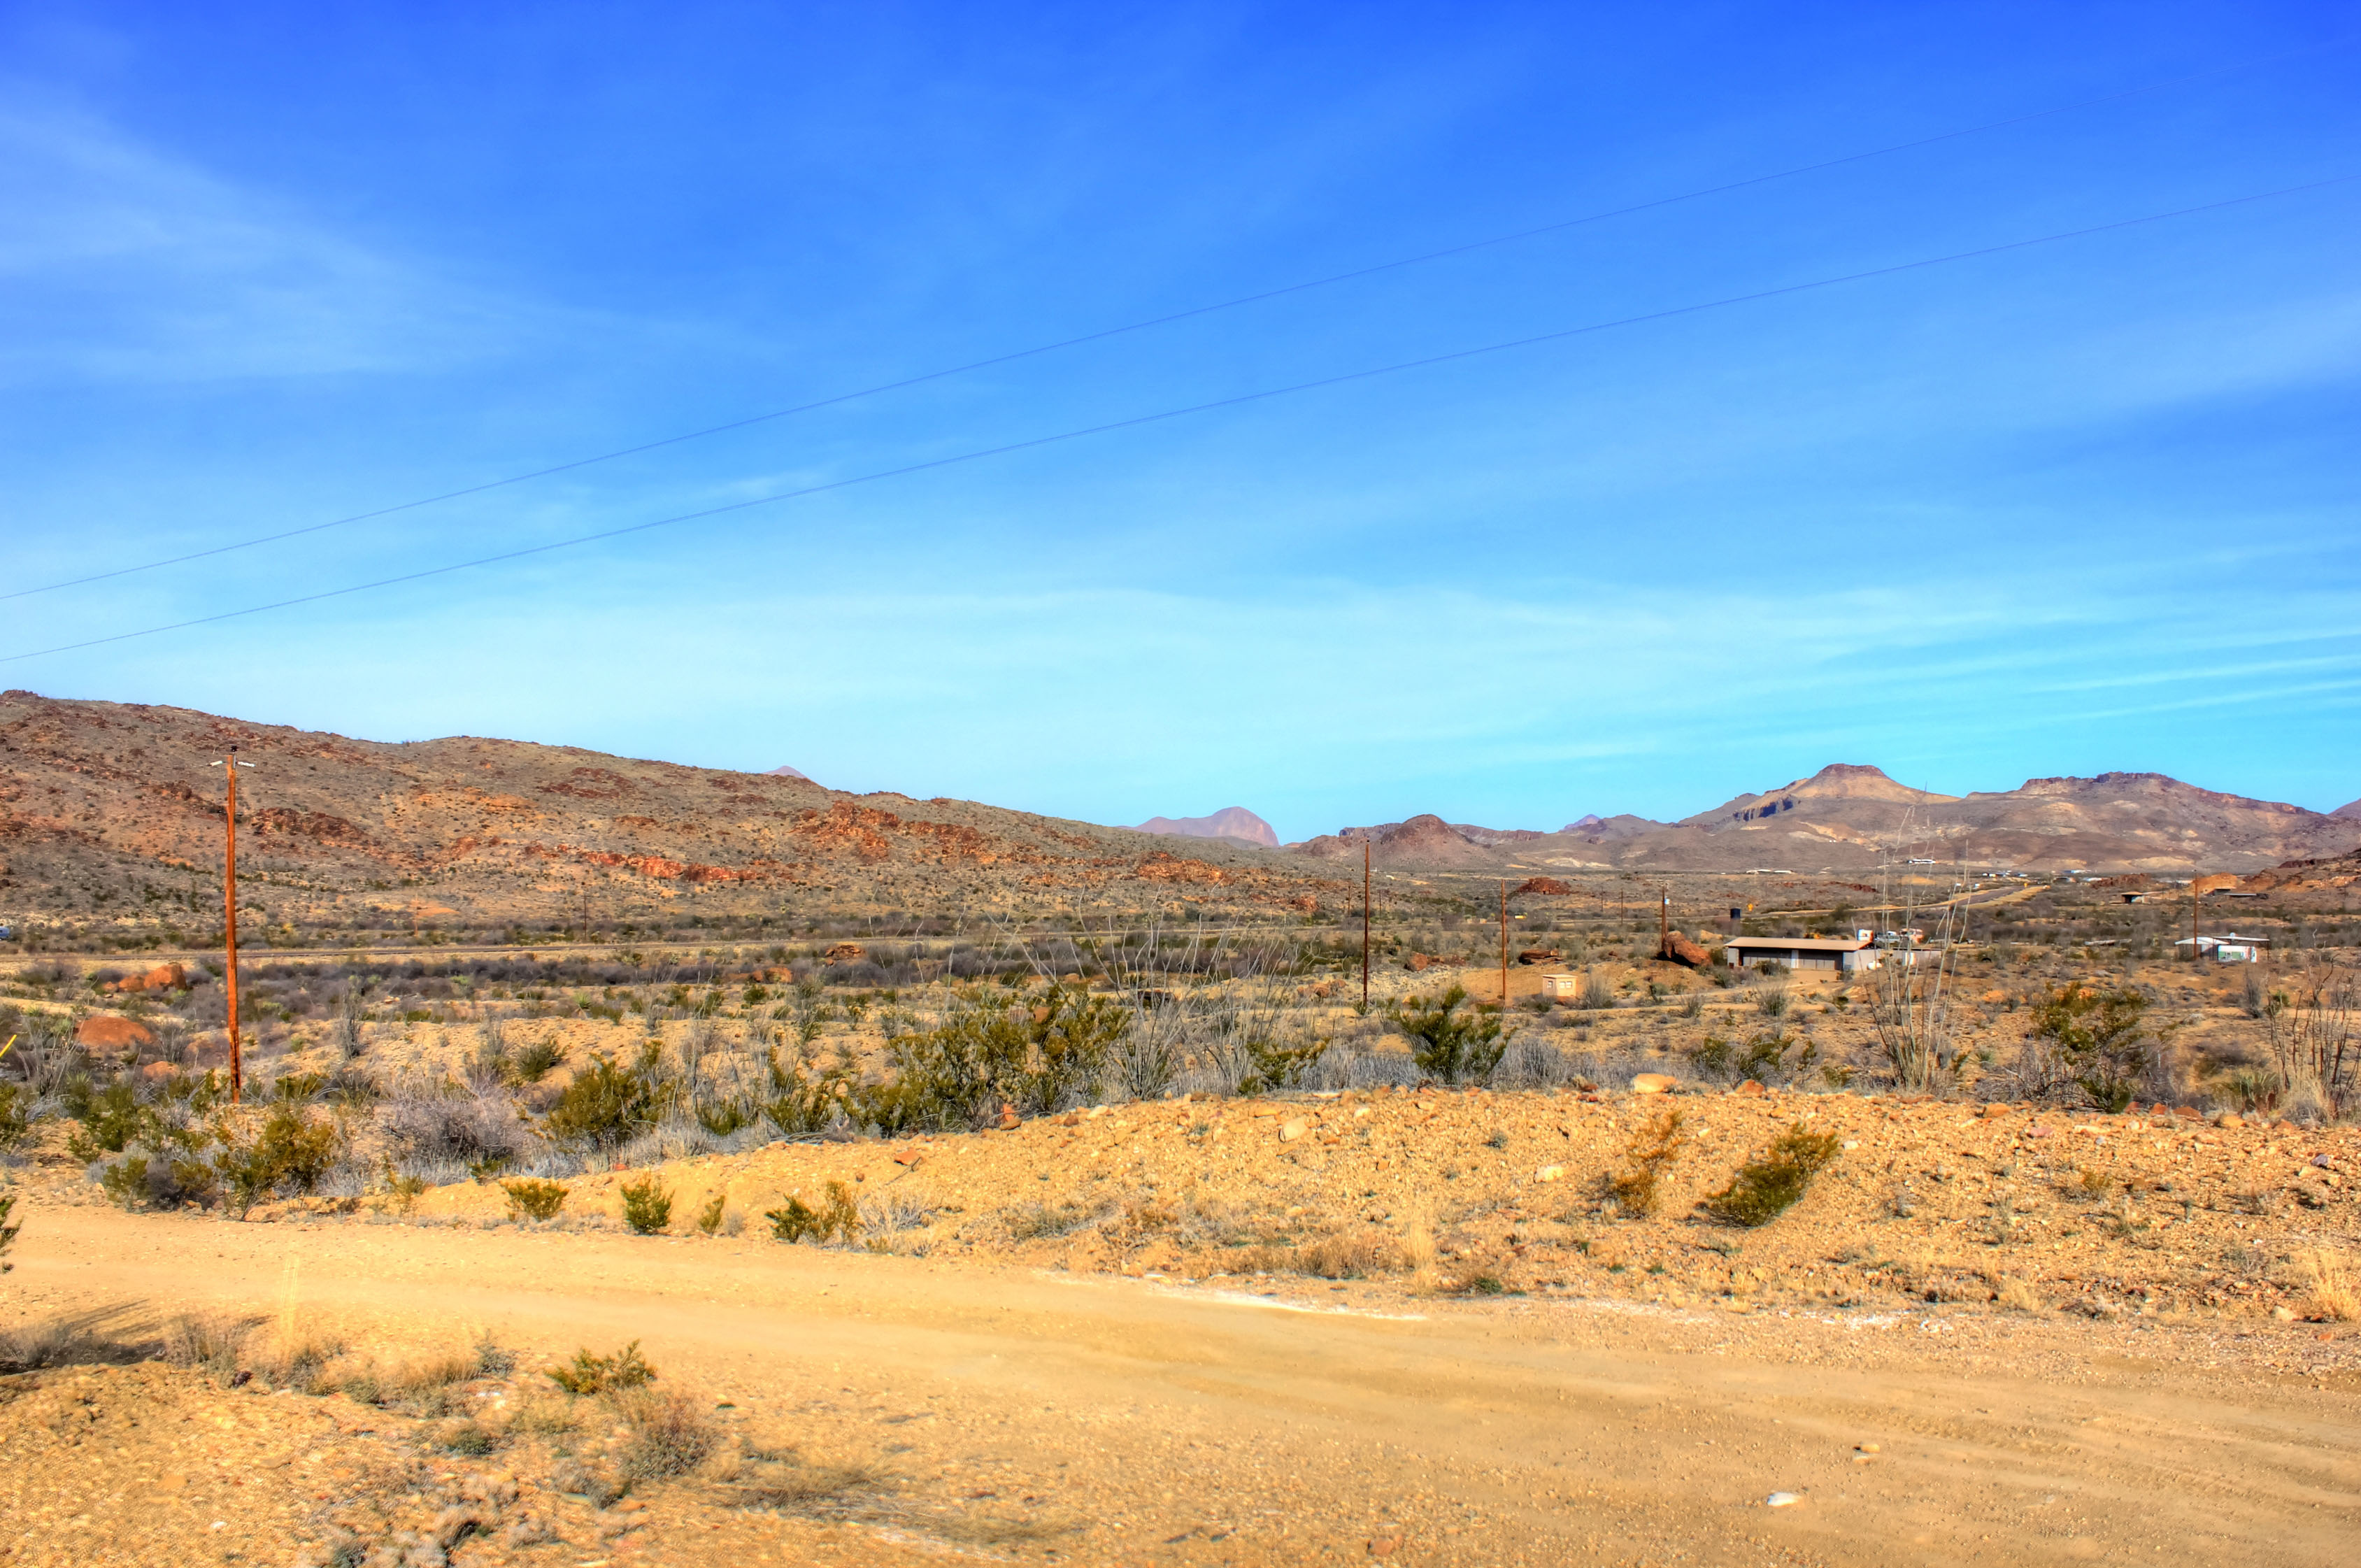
{"left": 1534, "top": 1166, "right": 1565, "bottom": 1183}
{"left": 1766, "top": 1492, "right": 1804, "bottom": 1508}
{"left": 2218, "top": 1113, "right": 2246, "bottom": 1129}
{"left": 1733, "top": 1080, "right": 1766, "bottom": 1097}
{"left": 822, "top": 942, "right": 866, "bottom": 963}
{"left": 1279, "top": 1118, "right": 1308, "bottom": 1142}
{"left": 1631, "top": 1074, "right": 1678, "bottom": 1095}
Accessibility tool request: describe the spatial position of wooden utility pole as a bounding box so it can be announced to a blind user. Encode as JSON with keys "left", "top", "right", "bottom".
{"left": 1361, "top": 841, "right": 1371, "bottom": 1011}
{"left": 211, "top": 748, "right": 253, "bottom": 1103}
{"left": 1659, "top": 883, "right": 1670, "bottom": 960}
{"left": 1499, "top": 879, "right": 1509, "bottom": 1005}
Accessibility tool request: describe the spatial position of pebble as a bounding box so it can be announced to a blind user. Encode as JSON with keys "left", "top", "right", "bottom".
{"left": 1766, "top": 1492, "right": 1804, "bottom": 1507}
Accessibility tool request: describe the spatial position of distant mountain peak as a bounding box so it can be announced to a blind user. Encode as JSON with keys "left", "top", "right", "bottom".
{"left": 767, "top": 764, "right": 813, "bottom": 781}
{"left": 2335, "top": 796, "right": 2361, "bottom": 821}
{"left": 1133, "top": 806, "right": 1278, "bottom": 850}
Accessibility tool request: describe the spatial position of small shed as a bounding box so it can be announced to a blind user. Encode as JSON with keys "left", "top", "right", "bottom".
{"left": 1540, "top": 973, "right": 1583, "bottom": 1000}
{"left": 2174, "top": 934, "right": 2271, "bottom": 963}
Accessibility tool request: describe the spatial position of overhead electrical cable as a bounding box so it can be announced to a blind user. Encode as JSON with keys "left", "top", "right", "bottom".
{"left": 5, "top": 36, "right": 2349, "bottom": 606}
{"left": 7, "top": 173, "right": 2344, "bottom": 665}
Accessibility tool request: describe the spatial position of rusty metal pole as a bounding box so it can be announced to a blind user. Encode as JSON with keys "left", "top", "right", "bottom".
{"left": 222, "top": 748, "right": 243, "bottom": 1104}
{"left": 1361, "top": 840, "right": 1371, "bottom": 1012}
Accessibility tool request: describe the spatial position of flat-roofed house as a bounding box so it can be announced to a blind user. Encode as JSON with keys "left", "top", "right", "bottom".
{"left": 1722, "top": 934, "right": 1888, "bottom": 973}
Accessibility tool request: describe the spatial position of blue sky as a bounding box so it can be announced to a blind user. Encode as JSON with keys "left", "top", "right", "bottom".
{"left": 4, "top": 2, "right": 2357, "bottom": 839}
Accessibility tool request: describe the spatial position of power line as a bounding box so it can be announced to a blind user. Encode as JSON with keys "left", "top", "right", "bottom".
{"left": 5, "top": 36, "right": 2348, "bottom": 606}
{"left": 8, "top": 173, "right": 2342, "bottom": 666}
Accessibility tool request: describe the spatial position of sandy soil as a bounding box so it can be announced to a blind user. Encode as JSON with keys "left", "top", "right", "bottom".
{"left": 6, "top": 1082, "right": 2358, "bottom": 1567}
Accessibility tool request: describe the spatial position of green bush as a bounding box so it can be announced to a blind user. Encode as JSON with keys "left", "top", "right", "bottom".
{"left": 543, "top": 1043, "right": 674, "bottom": 1144}
{"left": 64, "top": 1078, "right": 148, "bottom": 1160}
{"left": 211, "top": 1104, "right": 342, "bottom": 1216}
{"left": 2027, "top": 983, "right": 2153, "bottom": 1111}
{"left": 502, "top": 1178, "right": 569, "bottom": 1221}
{"left": 511, "top": 1038, "right": 568, "bottom": 1084}
{"left": 0, "top": 1082, "right": 30, "bottom": 1152}
{"left": 1388, "top": 985, "right": 1506, "bottom": 1085}
{"left": 1703, "top": 1122, "right": 1843, "bottom": 1227}
{"left": 847, "top": 983, "right": 1130, "bottom": 1134}
{"left": 767, "top": 1180, "right": 861, "bottom": 1244}
{"left": 620, "top": 1174, "right": 673, "bottom": 1234}
{"left": 696, "top": 1191, "right": 728, "bottom": 1234}
{"left": 547, "top": 1339, "right": 655, "bottom": 1396}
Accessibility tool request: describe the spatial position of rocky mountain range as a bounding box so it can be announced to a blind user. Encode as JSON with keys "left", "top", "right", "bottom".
{"left": 1290, "top": 763, "right": 2360, "bottom": 876}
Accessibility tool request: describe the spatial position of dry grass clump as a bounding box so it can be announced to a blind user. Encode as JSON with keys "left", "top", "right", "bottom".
{"left": 1, "top": 1311, "right": 149, "bottom": 1373}
{"left": 1004, "top": 1198, "right": 1110, "bottom": 1241}
{"left": 614, "top": 1386, "right": 720, "bottom": 1479}
{"left": 1703, "top": 1122, "right": 1843, "bottom": 1228}
{"left": 1223, "top": 1231, "right": 1413, "bottom": 1280}
{"left": 2299, "top": 1249, "right": 2357, "bottom": 1323}
{"left": 1996, "top": 1278, "right": 2047, "bottom": 1314}
{"left": 1609, "top": 1109, "right": 1686, "bottom": 1217}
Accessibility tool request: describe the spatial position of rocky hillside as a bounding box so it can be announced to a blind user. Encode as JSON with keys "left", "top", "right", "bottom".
{"left": 0, "top": 692, "right": 1342, "bottom": 932}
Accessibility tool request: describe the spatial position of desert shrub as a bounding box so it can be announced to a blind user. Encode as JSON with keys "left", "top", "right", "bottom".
{"left": 1755, "top": 985, "right": 1790, "bottom": 1018}
{"left": 0, "top": 1193, "right": 16, "bottom": 1274}
{"left": 544, "top": 1043, "right": 676, "bottom": 1146}
{"left": 621, "top": 1174, "right": 673, "bottom": 1234}
{"left": 211, "top": 1104, "right": 342, "bottom": 1215}
{"left": 0, "top": 1081, "right": 31, "bottom": 1152}
{"left": 502, "top": 1178, "right": 569, "bottom": 1221}
{"left": 439, "top": 1419, "right": 497, "bottom": 1456}
{"left": 2027, "top": 983, "right": 2153, "bottom": 1111}
{"left": 381, "top": 1081, "right": 533, "bottom": 1168}
{"left": 1690, "top": 1028, "right": 1816, "bottom": 1087}
{"left": 2216, "top": 1067, "right": 2281, "bottom": 1116}
{"left": 615, "top": 1388, "right": 719, "bottom": 1479}
{"left": 511, "top": 1038, "right": 568, "bottom": 1085}
{"left": 1703, "top": 1122, "right": 1843, "bottom": 1227}
{"left": 548, "top": 1340, "right": 655, "bottom": 1396}
{"left": 1388, "top": 985, "right": 1506, "bottom": 1086}
{"left": 854, "top": 983, "right": 1131, "bottom": 1132}
{"left": 1579, "top": 970, "right": 1617, "bottom": 1010}
{"left": 762, "top": 1050, "right": 847, "bottom": 1136}
{"left": 694, "top": 1191, "right": 729, "bottom": 1235}
{"left": 767, "top": 1180, "right": 862, "bottom": 1244}
{"left": 1609, "top": 1109, "right": 1686, "bottom": 1216}
{"left": 1234, "top": 1032, "right": 1332, "bottom": 1096}
{"left": 63, "top": 1078, "right": 149, "bottom": 1160}
{"left": 694, "top": 1098, "right": 756, "bottom": 1136}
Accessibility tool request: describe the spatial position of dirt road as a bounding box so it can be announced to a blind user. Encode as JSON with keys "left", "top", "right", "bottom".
{"left": 7, "top": 1206, "right": 2355, "bottom": 1566}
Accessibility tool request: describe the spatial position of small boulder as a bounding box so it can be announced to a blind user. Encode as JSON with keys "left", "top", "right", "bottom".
{"left": 1733, "top": 1080, "right": 1766, "bottom": 1097}
{"left": 2217, "top": 1112, "right": 2246, "bottom": 1128}
{"left": 1534, "top": 1165, "right": 1565, "bottom": 1183}
{"left": 1631, "top": 1073, "right": 1678, "bottom": 1095}
{"left": 76, "top": 1015, "right": 155, "bottom": 1050}
{"left": 1658, "top": 932, "right": 1711, "bottom": 968}
{"left": 1279, "top": 1118, "right": 1309, "bottom": 1142}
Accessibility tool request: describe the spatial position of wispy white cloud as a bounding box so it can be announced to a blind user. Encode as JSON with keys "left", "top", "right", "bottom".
{"left": 0, "top": 97, "right": 552, "bottom": 384}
